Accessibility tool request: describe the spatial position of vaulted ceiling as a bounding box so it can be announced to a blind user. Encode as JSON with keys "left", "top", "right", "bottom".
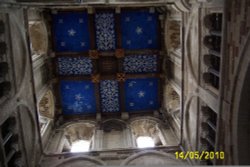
{"left": 51, "top": 8, "right": 164, "bottom": 116}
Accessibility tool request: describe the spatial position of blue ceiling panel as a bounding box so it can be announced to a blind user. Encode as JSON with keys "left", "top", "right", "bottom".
{"left": 123, "top": 55, "right": 158, "bottom": 74}
{"left": 52, "top": 11, "right": 90, "bottom": 52}
{"left": 125, "top": 78, "right": 159, "bottom": 112}
{"left": 100, "top": 80, "right": 120, "bottom": 112}
{"left": 121, "top": 10, "right": 159, "bottom": 50}
{"left": 57, "top": 56, "right": 93, "bottom": 75}
{"left": 95, "top": 12, "right": 116, "bottom": 51}
{"left": 60, "top": 80, "right": 96, "bottom": 114}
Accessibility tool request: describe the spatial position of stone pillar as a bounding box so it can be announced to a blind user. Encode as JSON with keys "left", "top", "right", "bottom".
{"left": 156, "top": 125, "right": 167, "bottom": 145}
{"left": 92, "top": 130, "right": 103, "bottom": 150}
{"left": 63, "top": 137, "right": 71, "bottom": 151}
{"left": 130, "top": 132, "right": 137, "bottom": 148}
{"left": 123, "top": 128, "right": 134, "bottom": 148}
{"left": 46, "top": 130, "right": 65, "bottom": 153}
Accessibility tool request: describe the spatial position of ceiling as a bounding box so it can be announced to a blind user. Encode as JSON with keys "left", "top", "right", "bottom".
{"left": 51, "top": 7, "right": 163, "bottom": 115}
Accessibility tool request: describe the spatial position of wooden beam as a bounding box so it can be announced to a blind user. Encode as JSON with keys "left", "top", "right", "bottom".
{"left": 115, "top": 9, "right": 122, "bottom": 48}
{"left": 158, "top": 77, "right": 164, "bottom": 109}
{"left": 63, "top": 114, "right": 97, "bottom": 121}
{"left": 49, "top": 11, "right": 56, "bottom": 54}
{"left": 57, "top": 73, "right": 162, "bottom": 81}
{"left": 118, "top": 81, "right": 126, "bottom": 113}
{"left": 94, "top": 83, "right": 101, "bottom": 113}
{"left": 88, "top": 12, "right": 96, "bottom": 49}
{"left": 125, "top": 73, "right": 161, "bottom": 79}
{"left": 125, "top": 50, "right": 160, "bottom": 55}
{"left": 56, "top": 52, "right": 89, "bottom": 57}
{"left": 58, "top": 76, "right": 92, "bottom": 80}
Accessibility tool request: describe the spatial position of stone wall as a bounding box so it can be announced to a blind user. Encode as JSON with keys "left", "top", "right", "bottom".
{"left": 218, "top": 0, "right": 250, "bottom": 165}
{"left": 40, "top": 148, "right": 187, "bottom": 166}
{"left": 45, "top": 117, "right": 178, "bottom": 154}
{"left": 0, "top": 4, "right": 42, "bottom": 167}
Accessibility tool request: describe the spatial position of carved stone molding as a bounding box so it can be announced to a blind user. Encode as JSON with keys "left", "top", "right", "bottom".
{"left": 64, "top": 122, "right": 96, "bottom": 143}
{"left": 116, "top": 73, "right": 126, "bottom": 82}
{"left": 91, "top": 74, "right": 100, "bottom": 83}
{"left": 130, "top": 119, "right": 160, "bottom": 138}
{"left": 39, "top": 90, "right": 55, "bottom": 119}
{"left": 29, "top": 21, "right": 48, "bottom": 55}
{"left": 89, "top": 50, "right": 99, "bottom": 59}
{"left": 54, "top": 155, "right": 106, "bottom": 167}
{"left": 120, "top": 150, "right": 185, "bottom": 166}
{"left": 167, "top": 21, "right": 181, "bottom": 51}
{"left": 115, "top": 49, "right": 125, "bottom": 58}
{"left": 173, "top": 0, "right": 191, "bottom": 12}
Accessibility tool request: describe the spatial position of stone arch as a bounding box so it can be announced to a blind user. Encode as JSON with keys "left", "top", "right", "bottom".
{"left": 130, "top": 118, "right": 159, "bottom": 138}
{"left": 63, "top": 121, "right": 96, "bottom": 144}
{"left": 129, "top": 117, "right": 166, "bottom": 147}
{"left": 44, "top": 120, "right": 97, "bottom": 153}
{"left": 54, "top": 155, "right": 106, "bottom": 167}
{"left": 0, "top": 103, "right": 39, "bottom": 167}
{"left": 183, "top": 94, "right": 199, "bottom": 151}
{"left": 184, "top": 7, "right": 200, "bottom": 84}
{"left": 101, "top": 119, "right": 128, "bottom": 132}
{"left": 59, "top": 121, "right": 97, "bottom": 152}
{"left": 17, "top": 104, "right": 39, "bottom": 167}
{"left": 10, "top": 11, "right": 30, "bottom": 96}
{"left": 100, "top": 119, "right": 130, "bottom": 149}
{"left": 120, "top": 150, "right": 186, "bottom": 165}
{"left": 173, "top": 0, "right": 191, "bottom": 12}
{"left": 61, "top": 120, "right": 97, "bottom": 129}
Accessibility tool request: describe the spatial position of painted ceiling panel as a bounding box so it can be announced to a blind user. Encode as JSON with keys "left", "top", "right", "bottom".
{"left": 60, "top": 80, "right": 96, "bottom": 114}
{"left": 123, "top": 54, "right": 158, "bottom": 73}
{"left": 52, "top": 8, "right": 162, "bottom": 115}
{"left": 57, "top": 57, "right": 93, "bottom": 75}
{"left": 95, "top": 11, "right": 116, "bottom": 51}
{"left": 52, "top": 11, "right": 90, "bottom": 52}
{"left": 125, "top": 78, "right": 159, "bottom": 112}
{"left": 100, "top": 80, "right": 120, "bottom": 112}
{"left": 121, "top": 10, "right": 159, "bottom": 50}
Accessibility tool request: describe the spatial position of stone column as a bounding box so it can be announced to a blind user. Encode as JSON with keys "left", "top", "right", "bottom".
{"left": 46, "top": 130, "right": 64, "bottom": 153}
{"left": 156, "top": 124, "right": 167, "bottom": 145}
{"left": 123, "top": 128, "right": 134, "bottom": 148}
{"left": 92, "top": 129, "right": 103, "bottom": 150}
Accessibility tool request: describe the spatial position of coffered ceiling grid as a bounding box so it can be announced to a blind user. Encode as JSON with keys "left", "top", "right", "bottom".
{"left": 51, "top": 7, "right": 163, "bottom": 116}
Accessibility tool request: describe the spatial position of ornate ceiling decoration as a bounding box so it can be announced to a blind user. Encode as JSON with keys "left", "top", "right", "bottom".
{"left": 51, "top": 8, "right": 163, "bottom": 116}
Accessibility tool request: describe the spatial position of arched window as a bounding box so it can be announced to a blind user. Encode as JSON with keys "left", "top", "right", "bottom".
{"left": 62, "top": 122, "right": 95, "bottom": 153}
{"left": 198, "top": 105, "right": 217, "bottom": 165}
{"left": 136, "top": 136, "right": 155, "bottom": 148}
{"left": 204, "top": 13, "right": 223, "bottom": 32}
{"left": 130, "top": 119, "right": 166, "bottom": 148}
{"left": 202, "top": 13, "right": 223, "bottom": 91}
{"left": 70, "top": 140, "right": 90, "bottom": 153}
